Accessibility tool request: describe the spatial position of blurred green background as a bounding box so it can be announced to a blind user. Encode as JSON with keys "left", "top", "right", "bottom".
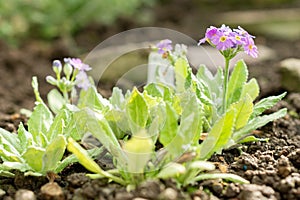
{"left": 0, "top": 0, "right": 299, "bottom": 48}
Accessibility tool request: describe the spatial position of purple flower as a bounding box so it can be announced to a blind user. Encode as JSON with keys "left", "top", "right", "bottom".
{"left": 64, "top": 58, "right": 91, "bottom": 71}
{"left": 156, "top": 39, "right": 173, "bottom": 55}
{"left": 243, "top": 37, "right": 258, "bottom": 58}
{"left": 199, "top": 24, "right": 258, "bottom": 58}
{"left": 214, "top": 31, "right": 234, "bottom": 51}
{"left": 233, "top": 26, "right": 255, "bottom": 38}
{"left": 198, "top": 26, "right": 218, "bottom": 45}
{"left": 75, "top": 71, "right": 91, "bottom": 90}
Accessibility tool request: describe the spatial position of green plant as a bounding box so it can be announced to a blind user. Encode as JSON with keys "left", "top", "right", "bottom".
{"left": 0, "top": 59, "right": 100, "bottom": 176}
{"left": 68, "top": 82, "right": 248, "bottom": 187}
{"left": 0, "top": 0, "right": 156, "bottom": 45}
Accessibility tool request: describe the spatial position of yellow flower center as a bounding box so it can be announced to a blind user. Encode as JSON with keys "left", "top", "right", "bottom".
{"left": 220, "top": 36, "right": 227, "bottom": 42}
{"left": 235, "top": 36, "right": 241, "bottom": 40}
{"left": 248, "top": 44, "right": 253, "bottom": 50}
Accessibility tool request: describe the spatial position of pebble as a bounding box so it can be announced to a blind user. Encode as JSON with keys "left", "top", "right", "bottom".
{"left": 223, "top": 183, "right": 240, "bottom": 198}
{"left": 211, "top": 182, "right": 223, "bottom": 195}
{"left": 40, "top": 182, "right": 64, "bottom": 200}
{"left": 279, "top": 58, "right": 300, "bottom": 92}
{"left": 159, "top": 188, "right": 178, "bottom": 200}
{"left": 14, "top": 189, "right": 36, "bottom": 200}
{"left": 239, "top": 184, "right": 276, "bottom": 200}
{"left": 0, "top": 189, "right": 6, "bottom": 197}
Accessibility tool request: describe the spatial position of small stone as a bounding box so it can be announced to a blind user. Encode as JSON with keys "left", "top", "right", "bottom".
{"left": 115, "top": 192, "right": 134, "bottom": 200}
{"left": 40, "top": 182, "right": 64, "bottom": 200}
{"left": 159, "top": 188, "right": 178, "bottom": 200}
{"left": 15, "top": 189, "right": 36, "bottom": 200}
{"left": 0, "top": 189, "right": 6, "bottom": 197}
{"left": 277, "top": 166, "right": 292, "bottom": 177}
{"left": 280, "top": 58, "right": 300, "bottom": 92}
{"left": 239, "top": 184, "right": 276, "bottom": 200}
{"left": 211, "top": 182, "right": 223, "bottom": 195}
{"left": 224, "top": 183, "right": 240, "bottom": 198}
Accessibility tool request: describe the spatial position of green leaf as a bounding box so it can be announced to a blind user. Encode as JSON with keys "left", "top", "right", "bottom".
{"left": 22, "top": 146, "right": 45, "bottom": 172}
{"left": 167, "top": 92, "right": 202, "bottom": 156}
{"left": 226, "top": 60, "right": 248, "bottom": 107}
{"left": 17, "top": 123, "right": 34, "bottom": 153}
{"left": 192, "top": 173, "right": 249, "bottom": 184}
{"left": 2, "top": 162, "right": 29, "bottom": 173}
{"left": 42, "top": 135, "right": 66, "bottom": 172}
{"left": 230, "top": 95, "right": 253, "bottom": 130}
{"left": 144, "top": 83, "right": 163, "bottom": 97}
{"left": 31, "top": 76, "right": 44, "bottom": 104}
{"left": 78, "top": 86, "right": 111, "bottom": 112}
{"left": 67, "top": 138, "right": 126, "bottom": 185}
{"left": 47, "top": 89, "right": 66, "bottom": 114}
{"left": 251, "top": 92, "right": 286, "bottom": 118}
{"left": 0, "top": 128, "right": 21, "bottom": 155}
{"left": 196, "top": 65, "right": 223, "bottom": 100}
{"left": 233, "top": 108, "right": 287, "bottom": 142}
{"left": 239, "top": 135, "right": 269, "bottom": 143}
{"left": 159, "top": 103, "right": 178, "bottom": 146}
{"left": 126, "top": 88, "right": 149, "bottom": 134}
{"left": 240, "top": 78, "right": 260, "bottom": 101}
{"left": 157, "top": 162, "right": 186, "bottom": 179}
{"left": 199, "top": 109, "right": 236, "bottom": 160}
{"left": 56, "top": 146, "right": 105, "bottom": 174}
{"left": 46, "top": 108, "right": 69, "bottom": 141}
{"left": 27, "top": 103, "right": 53, "bottom": 144}
{"left": 174, "top": 58, "right": 189, "bottom": 92}
{"left": 189, "top": 161, "right": 216, "bottom": 171}
{"left": 67, "top": 138, "right": 103, "bottom": 174}
{"left": 74, "top": 108, "right": 123, "bottom": 160}
{"left": 109, "top": 87, "right": 125, "bottom": 109}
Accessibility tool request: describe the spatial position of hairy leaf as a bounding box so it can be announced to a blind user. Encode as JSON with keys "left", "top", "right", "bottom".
{"left": 109, "top": 87, "right": 125, "bottom": 109}
{"left": 126, "top": 88, "right": 149, "bottom": 134}
{"left": 251, "top": 92, "right": 286, "bottom": 118}
{"left": 78, "top": 86, "right": 111, "bottom": 112}
{"left": 226, "top": 60, "right": 248, "bottom": 107}
{"left": 42, "top": 135, "right": 66, "bottom": 172}
{"left": 46, "top": 109, "right": 69, "bottom": 141}
{"left": 22, "top": 146, "right": 45, "bottom": 172}
{"left": 240, "top": 78, "right": 260, "bottom": 101}
{"left": 27, "top": 103, "right": 53, "bottom": 144}
{"left": 192, "top": 173, "right": 249, "bottom": 184}
{"left": 231, "top": 95, "right": 253, "bottom": 130}
{"left": 159, "top": 103, "right": 178, "bottom": 146}
{"left": 47, "top": 89, "right": 66, "bottom": 114}
{"left": 199, "top": 109, "right": 236, "bottom": 160}
{"left": 174, "top": 58, "right": 189, "bottom": 92}
{"left": 233, "top": 108, "right": 287, "bottom": 142}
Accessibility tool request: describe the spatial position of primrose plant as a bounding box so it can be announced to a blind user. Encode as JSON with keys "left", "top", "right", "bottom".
{"left": 0, "top": 58, "right": 101, "bottom": 177}
{"left": 151, "top": 25, "right": 287, "bottom": 160}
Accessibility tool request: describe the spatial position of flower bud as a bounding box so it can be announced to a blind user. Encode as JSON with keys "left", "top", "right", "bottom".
{"left": 63, "top": 63, "right": 73, "bottom": 79}
{"left": 52, "top": 60, "right": 62, "bottom": 75}
{"left": 46, "top": 76, "right": 57, "bottom": 86}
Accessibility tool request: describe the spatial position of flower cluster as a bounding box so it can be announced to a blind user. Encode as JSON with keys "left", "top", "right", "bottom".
{"left": 48, "top": 58, "right": 91, "bottom": 91}
{"left": 198, "top": 25, "right": 258, "bottom": 58}
{"left": 64, "top": 58, "right": 91, "bottom": 91}
{"left": 155, "top": 39, "right": 173, "bottom": 57}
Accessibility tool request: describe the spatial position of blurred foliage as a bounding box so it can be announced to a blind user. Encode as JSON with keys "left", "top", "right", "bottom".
{"left": 0, "top": 0, "right": 156, "bottom": 46}
{"left": 192, "top": 0, "right": 299, "bottom": 10}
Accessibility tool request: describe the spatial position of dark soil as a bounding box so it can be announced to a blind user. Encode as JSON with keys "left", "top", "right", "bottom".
{"left": 1, "top": 2, "right": 300, "bottom": 200}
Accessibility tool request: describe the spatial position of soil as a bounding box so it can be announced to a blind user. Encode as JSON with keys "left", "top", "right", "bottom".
{"left": 1, "top": 1, "right": 300, "bottom": 200}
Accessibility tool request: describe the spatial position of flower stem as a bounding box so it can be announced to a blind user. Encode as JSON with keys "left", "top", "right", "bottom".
{"left": 222, "top": 58, "right": 230, "bottom": 113}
